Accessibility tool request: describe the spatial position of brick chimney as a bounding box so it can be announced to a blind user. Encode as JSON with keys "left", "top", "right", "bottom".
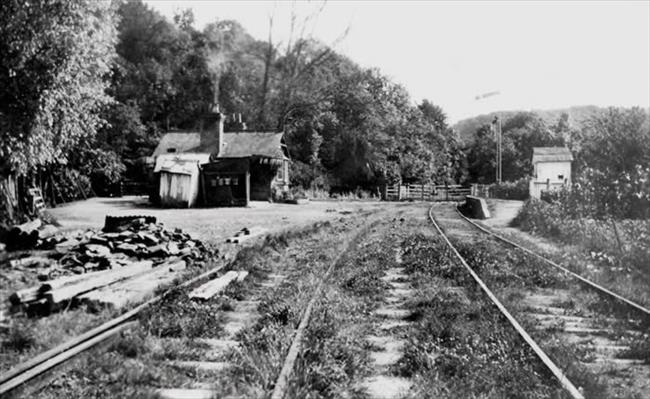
{"left": 201, "top": 104, "right": 224, "bottom": 157}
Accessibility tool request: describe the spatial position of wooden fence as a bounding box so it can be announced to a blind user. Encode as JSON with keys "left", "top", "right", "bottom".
{"left": 384, "top": 184, "right": 471, "bottom": 202}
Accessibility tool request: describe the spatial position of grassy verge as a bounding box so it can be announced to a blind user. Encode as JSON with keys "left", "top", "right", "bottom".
{"left": 398, "top": 233, "right": 563, "bottom": 398}
{"left": 450, "top": 234, "right": 646, "bottom": 398}
{"left": 509, "top": 199, "right": 650, "bottom": 306}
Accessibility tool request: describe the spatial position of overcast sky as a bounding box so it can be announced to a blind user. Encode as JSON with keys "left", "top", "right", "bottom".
{"left": 145, "top": 0, "right": 650, "bottom": 123}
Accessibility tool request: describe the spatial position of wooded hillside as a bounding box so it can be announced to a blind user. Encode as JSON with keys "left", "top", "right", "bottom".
{"left": 0, "top": 0, "right": 464, "bottom": 222}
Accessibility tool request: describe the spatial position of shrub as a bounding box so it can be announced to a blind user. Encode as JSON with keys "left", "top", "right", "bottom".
{"left": 488, "top": 177, "right": 530, "bottom": 200}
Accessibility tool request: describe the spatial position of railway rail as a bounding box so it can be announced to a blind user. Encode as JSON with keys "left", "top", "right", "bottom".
{"left": 429, "top": 203, "right": 650, "bottom": 399}
{"left": 0, "top": 262, "right": 227, "bottom": 395}
{"left": 427, "top": 205, "right": 585, "bottom": 399}
{"left": 454, "top": 206, "right": 650, "bottom": 316}
{"left": 2, "top": 204, "right": 647, "bottom": 398}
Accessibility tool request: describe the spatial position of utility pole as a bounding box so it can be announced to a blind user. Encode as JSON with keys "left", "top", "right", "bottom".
{"left": 476, "top": 91, "right": 502, "bottom": 183}
{"left": 492, "top": 115, "right": 502, "bottom": 183}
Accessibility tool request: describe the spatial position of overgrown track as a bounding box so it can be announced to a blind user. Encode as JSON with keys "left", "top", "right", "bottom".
{"left": 455, "top": 206, "right": 650, "bottom": 317}
{"left": 427, "top": 205, "right": 585, "bottom": 399}
{"left": 0, "top": 262, "right": 227, "bottom": 395}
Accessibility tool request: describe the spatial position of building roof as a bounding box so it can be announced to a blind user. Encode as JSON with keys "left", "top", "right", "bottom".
{"left": 152, "top": 132, "right": 202, "bottom": 157}
{"left": 154, "top": 153, "right": 210, "bottom": 175}
{"left": 152, "top": 131, "right": 289, "bottom": 160}
{"left": 532, "top": 147, "right": 573, "bottom": 163}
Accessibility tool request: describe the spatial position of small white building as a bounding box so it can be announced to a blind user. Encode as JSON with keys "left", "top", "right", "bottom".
{"left": 529, "top": 147, "right": 573, "bottom": 199}
{"left": 154, "top": 153, "right": 210, "bottom": 208}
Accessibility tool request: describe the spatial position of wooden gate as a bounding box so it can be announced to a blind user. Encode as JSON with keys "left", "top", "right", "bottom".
{"left": 384, "top": 184, "right": 470, "bottom": 201}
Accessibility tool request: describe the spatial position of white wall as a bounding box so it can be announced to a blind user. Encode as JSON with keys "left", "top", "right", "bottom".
{"left": 534, "top": 161, "right": 571, "bottom": 184}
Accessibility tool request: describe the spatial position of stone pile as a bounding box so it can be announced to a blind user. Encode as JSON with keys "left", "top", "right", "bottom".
{"left": 6, "top": 215, "right": 213, "bottom": 315}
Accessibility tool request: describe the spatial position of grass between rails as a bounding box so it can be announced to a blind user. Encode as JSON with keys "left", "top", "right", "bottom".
{"left": 450, "top": 235, "right": 649, "bottom": 399}
{"left": 284, "top": 216, "right": 407, "bottom": 398}
{"left": 397, "top": 233, "right": 564, "bottom": 398}
{"left": 10, "top": 218, "right": 366, "bottom": 399}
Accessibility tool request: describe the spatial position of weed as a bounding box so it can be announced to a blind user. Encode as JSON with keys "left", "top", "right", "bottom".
{"left": 139, "top": 288, "right": 224, "bottom": 338}
{"left": 2, "top": 320, "right": 36, "bottom": 352}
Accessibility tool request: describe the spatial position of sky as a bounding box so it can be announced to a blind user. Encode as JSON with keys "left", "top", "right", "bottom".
{"left": 145, "top": 0, "right": 650, "bottom": 123}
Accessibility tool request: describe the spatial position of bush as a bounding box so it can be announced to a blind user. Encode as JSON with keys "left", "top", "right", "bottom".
{"left": 511, "top": 198, "right": 650, "bottom": 275}
{"left": 488, "top": 177, "right": 529, "bottom": 200}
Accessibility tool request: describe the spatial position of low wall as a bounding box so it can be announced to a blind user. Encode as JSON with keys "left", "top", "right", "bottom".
{"left": 462, "top": 195, "right": 491, "bottom": 219}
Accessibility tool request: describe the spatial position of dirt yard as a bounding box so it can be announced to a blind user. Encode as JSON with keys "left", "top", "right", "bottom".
{"left": 46, "top": 196, "right": 402, "bottom": 246}
{"left": 483, "top": 199, "right": 523, "bottom": 227}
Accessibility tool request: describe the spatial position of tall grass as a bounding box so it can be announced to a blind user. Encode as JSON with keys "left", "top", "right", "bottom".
{"left": 511, "top": 199, "right": 650, "bottom": 280}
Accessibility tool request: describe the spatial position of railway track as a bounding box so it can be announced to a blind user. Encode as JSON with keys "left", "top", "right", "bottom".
{"left": 1, "top": 215, "right": 376, "bottom": 398}
{"left": 0, "top": 262, "right": 228, "bottom": 396}
{"left": 3, "top": 204, "right": 647, "bottom": 398}
{"left": 429, "top": 203, "right": 650, "bottom": 399}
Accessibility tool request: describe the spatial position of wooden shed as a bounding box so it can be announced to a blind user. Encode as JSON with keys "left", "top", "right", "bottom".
{"left": 153, "top": 154, "right": 209, "bottom": 208}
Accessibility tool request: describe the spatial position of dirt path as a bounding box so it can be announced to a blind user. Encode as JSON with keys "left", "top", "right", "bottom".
{"left": 46, "top": 196, "right": 393, "bottom": 246}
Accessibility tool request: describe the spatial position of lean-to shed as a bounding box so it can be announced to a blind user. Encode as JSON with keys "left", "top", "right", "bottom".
{"left": 154, "top": 154, "right": 210, "bottom": 208}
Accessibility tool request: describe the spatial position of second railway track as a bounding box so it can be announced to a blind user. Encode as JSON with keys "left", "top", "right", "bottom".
{"left": 430, "top": 203, "right": 650, "bottom": 399}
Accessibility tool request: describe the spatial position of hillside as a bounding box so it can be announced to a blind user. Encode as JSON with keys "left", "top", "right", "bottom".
{"left": 453, "top": 105, "right": 604, "bottom": 143}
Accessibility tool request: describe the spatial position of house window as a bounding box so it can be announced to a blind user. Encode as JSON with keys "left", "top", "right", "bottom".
{"left": 167, "top": 148, "right": 176, "bottom": 153}
{"left": 558, "top": 175, "right": 564, "bottom": 180}
{"left": 277, "top": 165, "right": 284, "bottom": 181}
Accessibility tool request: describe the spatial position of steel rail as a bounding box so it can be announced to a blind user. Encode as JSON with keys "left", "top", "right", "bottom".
{"left": 0, "top": 262, "right": 228, "bottom": 395}
{"left": 270, "top": 223, "right": 372, "bottom": 399}
{"left": 454, "top": 207, "right": 650, "bottom": 316}
{"left": 428, "top": 205, "right": 584, "bottom": 399}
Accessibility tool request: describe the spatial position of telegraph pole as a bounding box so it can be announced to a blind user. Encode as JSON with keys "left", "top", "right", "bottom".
{"left": 476, "top": 91, "right": 502, "bottom": 183}
{"left": 492, "top": 115, "right": 502, "bottom": 183}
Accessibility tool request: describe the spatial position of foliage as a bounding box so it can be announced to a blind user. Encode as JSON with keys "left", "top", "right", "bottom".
{"left": 511, "top": 198, "right": 650, "bottom": 278}
{"left": 0, "top": 0, "right": 117, "bottom": 174}
{"left": 465, "top": 112, "right": 564, "bottom": 183}
{"left": 488, "top": 177, "right": 530, "bottom": 200}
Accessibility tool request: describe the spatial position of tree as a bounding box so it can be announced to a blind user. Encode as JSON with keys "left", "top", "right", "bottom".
{"left": 0, "top": 0, "right": 118, "bottom": 174}
{"left": 111, "top": 0, "right": 212, "bottom": 129}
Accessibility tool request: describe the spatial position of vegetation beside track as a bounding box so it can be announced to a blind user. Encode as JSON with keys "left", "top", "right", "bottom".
{"left": 451, "top": 235, "right": 648, "bottom": 399}
{"left": 10, "top": 217, "right": 371, "bottom": 398}
{"left": 284, "top": 217, "right": 406, "bottom": 397}
{"left": 510, "top": 199, "right": 650, "bottom": 307}
{"left": 397, "top": 233, "right": 563, "bottom": 398}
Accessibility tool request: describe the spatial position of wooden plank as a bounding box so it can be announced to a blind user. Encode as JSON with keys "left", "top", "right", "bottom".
{"left": 44, "top": 261, "right": 154, "bottom": 308}
{"left": 78, "top": 261, "right": 186, "bottom": 310}
{"left": 156, "top": 389, "right": 217, "bottom": 399}
{"left": 189, "top": 271, "right": 239, "bottom": 300}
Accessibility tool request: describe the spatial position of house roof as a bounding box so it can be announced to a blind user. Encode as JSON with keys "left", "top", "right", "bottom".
{"left": 152, "top": 131, "right": 289, "bottom": 160}
{"left": 532, "top": 147, "right": 574, "bottom": 163}
{"left": 154, "top": 153, "right": 210, "bottom": 175}
{"left": 152, "top": 132, "right": 202, "bottom": 157}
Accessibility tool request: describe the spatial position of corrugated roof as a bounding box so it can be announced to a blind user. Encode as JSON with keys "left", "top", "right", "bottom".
{"left": 153, "top": 131, "right": 288, "bottom": 160}
{"left": 154, "top": 153, "right": 209, "bottom": 174}
{"left": 532, "top": 147, "right": 573, "bottom": 163}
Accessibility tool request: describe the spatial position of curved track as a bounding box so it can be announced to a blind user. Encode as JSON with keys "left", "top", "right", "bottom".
{"left": 454, "top": 206, "right": 650, "bottom": 316}
{"left": 427, "top": 205, "right": 585, "bottom": 399}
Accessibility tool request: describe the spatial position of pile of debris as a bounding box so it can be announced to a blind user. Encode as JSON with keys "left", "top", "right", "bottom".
{"left": 4, "top": 215, "right": 214, "bottom": 315}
